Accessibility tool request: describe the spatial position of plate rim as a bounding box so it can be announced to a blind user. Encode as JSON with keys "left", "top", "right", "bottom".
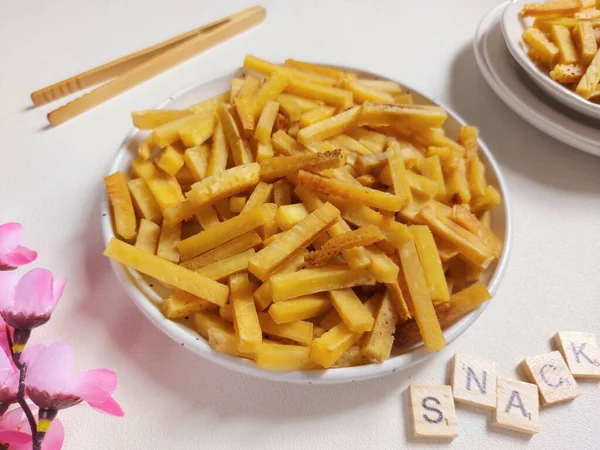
{"left": 101, "top": 65, "right": 512, "bottom": 384}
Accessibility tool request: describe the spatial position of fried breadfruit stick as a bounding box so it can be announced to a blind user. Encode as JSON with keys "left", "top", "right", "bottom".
{"left": 105, "top": 171, "right": 137, "bottom": 240}
{"left": 259, "top": 150, "right": 344, "bottom": 182}
{"left": 305, "top": 225, "right": 384, "bottom": 267}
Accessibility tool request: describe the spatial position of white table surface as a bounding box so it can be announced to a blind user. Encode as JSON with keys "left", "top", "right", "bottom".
{"left": 2, "top": 0, "right": 600, "bottom": 448}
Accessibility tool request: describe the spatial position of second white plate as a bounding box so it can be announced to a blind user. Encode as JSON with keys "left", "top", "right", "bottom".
{"left": 474, "top": 2, "right": 600, "bottom": 158}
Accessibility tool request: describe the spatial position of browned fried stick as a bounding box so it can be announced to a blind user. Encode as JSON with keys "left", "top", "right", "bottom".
{"left": 260, "top": 150, "right": 344, "bottom": 182}
{"left": 305, "top": 224, "right": 384, "bottom": 267}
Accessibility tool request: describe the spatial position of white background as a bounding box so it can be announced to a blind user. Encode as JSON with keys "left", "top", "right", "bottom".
{"left": 1, "top": 0, "right": 600, "bottom": 448}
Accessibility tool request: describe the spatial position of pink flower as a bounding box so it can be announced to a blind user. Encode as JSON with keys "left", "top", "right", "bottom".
{"left": 0, "top": 407, "right": 64, "bottom": 450}
{"left": 0, "top": 223, "right": 37, "bottom": 270}
{"left": 0, "top": 341, "right": 19, "bottom": 405}
{"left": 25, "top": 343, "right": 124, "bottom": 417}
{"left": 0, "top": 269, "right": 65, "bottom": 330}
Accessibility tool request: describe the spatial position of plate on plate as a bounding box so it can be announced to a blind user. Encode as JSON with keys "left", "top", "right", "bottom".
{"left": 501, "top": 0, "right": 600, "bottom": 120}
{"left": 102, "top": 65, "right": 512, "bottom": 384}
{"left": 475, "top": 2, "right": 600, "bottom": 158}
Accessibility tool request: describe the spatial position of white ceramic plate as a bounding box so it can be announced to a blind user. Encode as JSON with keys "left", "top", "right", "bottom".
{"left": 501, "top": 0, "right": 600, "bottom": 120}
{"left": 475, "top": 2, "right": 600, "bottom": 158}
{"left": 101, "top": 66, "right": 512, "bottom": 384}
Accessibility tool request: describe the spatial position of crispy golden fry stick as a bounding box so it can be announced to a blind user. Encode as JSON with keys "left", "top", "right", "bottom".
{"left": 192, "top": 311, "right": 230, "bottom": 340}
{"left": 329, "top": 288, "right": 374, "bottom": 333}
{"left": 354, "top": 152, "right": 388, "bottom": 175}
{"left": 309, "top": 322, "right": 362, "bottom": 368}
{"left": 127, "top": 178, "right": 162, "bottom": 224}
{"left": 217, "top": 104, "right": 253, "bottom": 166}
{"left": 248, "top": 202, "right": 340, "bottom": 280}
{"left": 295, "top": 186, "right": 371, "bottom": 270}
{"left": 329, "top": 198, "right": 412, "bottom": 248}
{"left": 229, "top": 195, "right": 247, "bottom": 213}
{"left": 105, "top": 171, "right": 137, "bottom": 240}
{"left": 327, "top": 134, "right": 372, "bottom": 155}
{"left": 394, "top": 283, "right": 491, "bottom": 348}
{"left": 386, "top": 141, "right": 414, "bottom": 204}
{"left": 156, "top": 144, "right": 184, "bottom": 176}
{"left": 208, "top": 327, "right": 253, "bottom": 359}
{"left": 244, "top": 55, "right": 336, "bottom": 86}
{"left": 256, "top": 141, "right": 274, "bottom": 162}
{"left": 347, "top": 128, "right": 388, "bottom": 152}
{"left": 135, "top": 219, "right": 161, "bottom": 254}
{"left": 241, "top": 181, "right": 273, "bottom": 213}
{"left": 253, "top": 251, "right": 306, "bottom": 311}
{"left": 254, "top": 71, "right": 289, "bottom": 118}
{"left": 268, "top": 294, "right": 332, "bottom": 324}
{"left": 411, "top": 225, "right": 450, "bottom": 303}
{"left": 255, "top": 342, "right": 314, "bottom": 370}
{"left": 219, "top": 304, "right": 234, "bottom": 323}
{"left": 452, "top": 205, "right": 502, "bottom": 258}
{"left": 234, "top": 76, "right": 261, "bottom": 136}
{"left": 470, "top": 185, "right": 501, "bottom": 215}
{"left": 284, "top": 59, "right": 348, "bottom": 81}
{"left": 279, "top": 94, "right": 322, "bottom": 112}
{"left": 385, "top": 282, "right": 410, "bottom": 321}
{"left": 194, "top": 204, "right": 220, "bottom": 230}
{"left": 187, "top": 91, "right": 229, "bottom": 115}
{"left": 194, "top": 248, "right": 255, "bottom": 280}
{"left": 156, "top": 222, "right": 181, "bottom": 263}
{"left": 143, "top": 168, "right": 186, "bottom": 213}
{"left": 161, "top": 289, "right": 217, "bottom": 319}
{"left": 183, "top": 144, "right": 210, "bottom": 181}
{"left": 305, "top": 225, "right": 383, "bottom": 267}
{"left": 180, "top": 232, "right": 261, "bottom": 271}
{"left": 187, "top": 163, "right": 260, "bottom": 207}
{"left": 551, "top": 25, "right": 579, "bottom": 65}
{"left": 137, "top": 135, "right": 154, "bottom": 160}
{"left": 206, "top": 119, "right": 228, "bottom": 178}
{"left": 365, "top": 246, "right": 399, "bottom": 283}
{"left": 523, "top": 28, "right": 560, "bottom": 66}
{"left": 399, "top": 240, "right": 445, "bottom": 351}
{"left": 271, "top": 130, "right": 304, "bottom": 156}
{"left": 230, "top": 272, "right": 262, "bottom": 353}
{"left": 132, "top": 110, "right": 191, "bottom": 130}
{"left": 418, "top": 206, "right": 493, "bottom": 268}
{"left": 275, "top": 204, "right": 310, "bottom": 230}
{"left": 445, "top": 158, "right": 471, "bottom": 204}
{"left": 178, "top": 204, "right": 276, "bottom": 261}
{"left": 576, "top": 47, "right": 600, "bottom": 97}
{"left": 520, "top": 0, "right": 583, "bottom": 18}
{"left": 300, "top": 105, "right": 336, "bottom": 128}
{"left": 356, "top": 174, "right": 378, "bottom": 188}
{"left": 258, "top": 312, "right": 313, "bottom": 345}
{"left": 359, "top": 102, "right": 447, "bottom": 128}
{"left": 297, "top": 106, "right": 362, "bottom": 144}
{"left": 357, "top": 79, "right": 404, "bottom": 95}
{"left": 332, "top": 345, "right": 363, "bottom": 367}
{"left": 298, "top": 170, "right": 406, "bottom": 211}
{"left": 269, "top": 265, "right": 376, "bottom": 302}
{"left": 104, "top": 238, "right": 229, "bottom": 306}
{"left": 574, "top": 21, "right": 599, "bottom": 65}
{"left": 259, "top": 150, "right": 343, "bottom": 182}
{"left": 550, "top": 63, "right": 585, "bottom": 83}
{"left": 150, "top": 113, "right": 203, "bottom": 148}
{"left": 345, "top": 78, "right": 395, "bottom": 104}
{"left": 285, "top": 77, "right": 353, "bottom": 109}
{"left": 361, "top": 291, "right": 399, "bottom": 361}
{"left": 178, "top": 114, "right": 215, "bottom": 148}
{"left": 254, "top": 100, "right": 280, "bottom": 144}
{"left": 406, "top": 171, "right": 440, "bottom": 199}
{"left": 277, "top": 94, "right": 302, "bottom": 121}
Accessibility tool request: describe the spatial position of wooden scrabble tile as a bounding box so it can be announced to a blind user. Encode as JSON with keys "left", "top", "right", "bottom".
{"left": 522, "top": 351, "right": 579, "bottom": 405}
{"left": 452, "top": 352, "right": 497, "bottom": 409}
{"left": 555, "top": 331, "right": 600, "bottom": 380}
{"left": 408, "top": 385, "right": 458, "bottom": 439}
{"left": 493, "top": 377, "right": 540, "bottom": 435}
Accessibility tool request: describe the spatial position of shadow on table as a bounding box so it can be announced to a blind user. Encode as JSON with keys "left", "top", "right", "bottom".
{"left": 448, "top": 43, "right": 600, "bottom": 195}
{"left": 75, "top": 195, "right": 436, "bottom": 422}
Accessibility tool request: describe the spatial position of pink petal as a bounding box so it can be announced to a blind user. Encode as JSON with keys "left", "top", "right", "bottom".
{"left": 42, "top": 419, "right": 64, "bottom": 450}
{"left": 26, "top": 343, "right": 75, "bottom": 395}
{"left": 0, "top": 347, "right": 13, "bottom": 384}
{"left": 0, "top": 430, "right": 32, "bottom": 445}
{"left": 88, "top": 396, "right": 124, "bottom": 417}
{"left": 52, "top": 278, "right": 66, "bottom": 303}
{"left": 73, "top": 369, "right": 117, "bottom": 403}
{"left": 13, "top": 269, "right": 57, "bottom": 317}
{"left": 0, "top": 407, "right": 25, "bottom": 431}
{"left": 0, "top": 272, "right": 19, "bottom": 311}
{"left": 21, "top": 343, "right": 46, "bottom": 370}
{"left": 0, "top": 246, "right": 38, "bottom": 267}
{"left": 0, "top": 223, "right": 23, "bottom": 256}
